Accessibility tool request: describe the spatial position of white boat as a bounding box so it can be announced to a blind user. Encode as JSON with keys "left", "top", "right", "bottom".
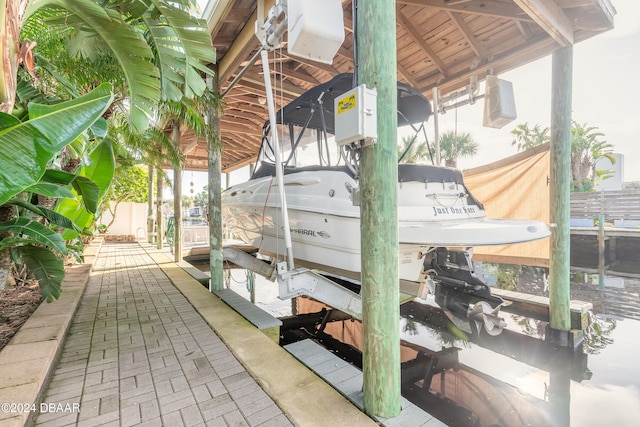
{"left": 222, "top": 74, "right": 549, "bottom": 294}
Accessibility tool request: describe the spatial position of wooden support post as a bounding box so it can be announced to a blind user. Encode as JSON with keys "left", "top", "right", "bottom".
{"left": 549, "top": 46, "right": 573, "bottom": 339}
{"left": 147, "top": 164, "right": 155, "bottom": 243}
{"left": 207, "top": 71, "right": 224, "bottom": 292}
{"left": 156, "top": 166, "right": 164, "bottom": 250}
{"left": 598, "top": 213, "right": 605, "bottom": 289}
{"left": 357, "top": 0, "right": 401, "bottom": 418}
{"left": 173, "top": 126, "right": 183, "bottom": 262}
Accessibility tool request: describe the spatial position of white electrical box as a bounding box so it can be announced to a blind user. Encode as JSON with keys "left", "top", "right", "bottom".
{"left": 287, "top": 0, "right": 345, "bottom": 65}
{"left": 334, "top": 84, "right": 377, "bottom": 147}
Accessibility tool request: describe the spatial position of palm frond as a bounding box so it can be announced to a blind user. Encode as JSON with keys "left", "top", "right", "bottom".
{"left": 150, "top": 0, "right": 216, "bottom": 97}
{"left": 26, "top": 0, "right": 161, "bottom": 133}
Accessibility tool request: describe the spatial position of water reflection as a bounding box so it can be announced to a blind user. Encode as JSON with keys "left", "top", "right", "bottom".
{"left": 280, "top": 267, "right": 640, "bottom": 427}
{"left": 209, "top": 254, "right": 640, "bottom": 426}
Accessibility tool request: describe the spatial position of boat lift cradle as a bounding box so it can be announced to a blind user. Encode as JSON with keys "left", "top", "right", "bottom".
{"left": 223, "top": 245, "right": 430, "bottom": 320}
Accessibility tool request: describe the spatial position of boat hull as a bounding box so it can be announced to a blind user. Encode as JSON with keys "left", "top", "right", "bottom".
{"left": 222, "top": 168, "right": 550, "bottom": 282}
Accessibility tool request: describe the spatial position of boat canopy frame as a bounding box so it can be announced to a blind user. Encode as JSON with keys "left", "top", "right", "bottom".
{"left": 253, "top": 73, "right": 435, "bottom": 179}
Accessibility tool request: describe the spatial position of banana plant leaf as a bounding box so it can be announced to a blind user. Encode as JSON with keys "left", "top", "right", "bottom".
{"left": 0, "top": 83, "right": 113, "bottom": 206}
{"left": 0, "top": 218, "right": 67, "bottom": 255}
{"left": 16, "top": 245, "right": 66, "bottom": 302}
{"left": 71, "top": 176, "right": 100, "bottom": 214}
{"left": 41, "top": 169, "right": 77, "bottom": 185}
{"left": 25, "top": 183, "right": 76, "bottom": 200}
{"left": 57, "top": 138, "right": 115, "bottom": 240}
{"left": 6, "top": 198, "right": 80, "bottom": 232}
{"left": 34, "top": 169, "right": 100, "bottom": 213}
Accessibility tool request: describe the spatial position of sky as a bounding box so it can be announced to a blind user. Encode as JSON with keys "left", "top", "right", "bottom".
{"left": 181, "top": 0, "right": 640, "bottom": 195}
{"left": 444, "top": 0, "right": 640, "bottom": 181}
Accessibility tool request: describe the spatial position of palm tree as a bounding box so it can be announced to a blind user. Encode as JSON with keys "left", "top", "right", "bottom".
{"left": 439, "top": 131, "right": 478, "bottom": 168}
{"left": 510, "top": 123, "right": 550, "bottom": 151}
{"left": 570, "top": 121, "right": 615, "bottom": 192}
{"left": 157, "top": 91, "right": 220, "bottom": 256}
{"left": 0, "top": 0, "right": 215, "bottom": 292}
{"left": 397, "top": 135, "right": 432, "bottom": 163}
{"left": 2, "top": 0, "right": 215, "bottom": 132}
{"left": 510, "top": 121, "right": 615, "bottom": 192}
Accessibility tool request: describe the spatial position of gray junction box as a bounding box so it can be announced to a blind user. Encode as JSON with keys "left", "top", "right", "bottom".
{"left": 334, "top": 84, "right": 377, "bottom": 147}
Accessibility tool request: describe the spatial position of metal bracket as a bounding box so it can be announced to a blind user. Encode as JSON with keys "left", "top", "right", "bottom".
{"left": 276, "top": 263, "right": 363, "bottom": 319}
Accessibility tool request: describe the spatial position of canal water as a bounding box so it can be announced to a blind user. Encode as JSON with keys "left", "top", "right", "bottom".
{"left": 196, "top": 247, "right": 640, "bottom": 427}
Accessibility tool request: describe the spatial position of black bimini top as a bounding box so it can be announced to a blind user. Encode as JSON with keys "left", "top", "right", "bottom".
{"left": 271, "top": 73, "right": 432, "bottom": 133}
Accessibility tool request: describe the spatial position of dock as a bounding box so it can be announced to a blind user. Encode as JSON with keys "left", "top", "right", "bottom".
{"left": 285, "top": 339, "right": 446, "bottom": 427}
{"left": 3, "top": 242, "right": 377, "bottom": 427}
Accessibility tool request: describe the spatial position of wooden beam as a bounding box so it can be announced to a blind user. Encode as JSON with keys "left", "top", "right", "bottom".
{"left": 397, "top": 0, "right": 533, "bottom": 21}
{"left": 172, "top": 126, "right": 182, "bottom": 262}
{"left": 238, "top": 71, "right": 305, "bottom": 98}
{"left": 514, "top": 0, "right": 574, "bottom": 46}
{"left": 204, "top": 0, "right": 235, "bottom": 36}
{"left": 397, "top": 63, "right": 421, "bottom": 89}
{"left": 220, "top": 122, "right": 264, "bottom": 137}
{"left": 447, "top": 11, "right": 484, "bottom": 58}
{"left": 222, "top": 156, "right": 255, "bottom": 173}
{"left": 397, "top": 9, "right": 448, "bottom": 76}
{"left": 280, "top": 52, "right": 341, "bottom": 76}
{"left": 224, "top": 109, "right": 266, "bottom": 123}
{"left": 218, "top": 0, "right": 276, "bottom": 85}
{"left": 272, "top": 68, "right": 323, "bottom": 86}
{"left": 220, "top": 143, "right": 259, "bottom": 155}
{"left": 416, "top": 33, "right": 554, "bottom": 97}
{"left": 206, "top": 72, "right": 224, "bottom": 292}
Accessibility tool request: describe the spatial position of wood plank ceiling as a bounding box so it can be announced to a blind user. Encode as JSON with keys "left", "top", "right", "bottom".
{"left": 178, "top": 0, "right": 614, "bottom": 173}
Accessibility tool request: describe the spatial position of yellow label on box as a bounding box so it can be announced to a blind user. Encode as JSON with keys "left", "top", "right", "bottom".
{"left": 337, "top": 94, "right": 356, "bottom": 115}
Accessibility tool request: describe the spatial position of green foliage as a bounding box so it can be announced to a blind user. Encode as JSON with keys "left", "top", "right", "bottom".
{"left": 104, "top": 165, "right": 149, "bottom": 204}
{"left": 397, "top": 135, "right": 432, "bottom": 164}
{"left": 193, "top": 186, "right": 208, "bottom": 207}
{"left": 22, "top": 0, "right": 216, "bottom": 133}
{"left": 0, "top": 220, "right": 70, "bottom": 302}
{"left": 0, "top": 84, "right": 114, "bottom": 205}
{"left": 495, "top": 264, "right": 521, "bottom": 291}
{"left": 570, "top": 122, "right": 615, "bottom": 192}
{"left": 0, "top": 218, "right": 67, "bottom": 255}
{"left": 511, "top": 121, "right": 616, "bottom": 192}
{"left": 510, "top": 123, "right": 550, "bottom": 151}
{"left": 16, "top": 246, "right": 67, "bottom": 302}
{"left": 0, "top": 82, "right": 114, "bottom": 299}
{"left": 438, "top": 131, "right": 478, "bottom": 168}
{"left": 56, "top": 138, "right": 115, "bottom": 240}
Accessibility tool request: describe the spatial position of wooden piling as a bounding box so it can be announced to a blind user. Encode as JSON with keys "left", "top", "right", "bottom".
{"left": 173, "top": 126, "right": 183, "bottom": 262}
{"left": 207, "top": 72, "right": 224, "bottom": 292}
{"left": 549, "top": 46, "right": 573, "bottom": 335}
{"left": 147, "top": 164, "right": 155, "bottom": 243}
{"left": 156, "top": 166, "right": 164, "bottom": 250}
{"left": 357, "top": 0, "right": 401, "bottom": 417}
{"left": 598, "top": 213, "right": 605, "bottom": 289}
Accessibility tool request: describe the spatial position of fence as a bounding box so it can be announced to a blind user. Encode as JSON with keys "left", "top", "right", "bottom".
{"left": 570, "top": 190, "right": 640, "bottom": 226}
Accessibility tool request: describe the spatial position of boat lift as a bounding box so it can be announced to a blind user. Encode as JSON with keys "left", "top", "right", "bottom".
{"left": 223, "top": 245, "right": 431, "bottom": 320}
{"left": 222, "top": 0, "right": 507, "bottom": 334}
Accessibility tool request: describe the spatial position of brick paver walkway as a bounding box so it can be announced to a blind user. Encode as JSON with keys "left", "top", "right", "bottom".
{"left": 35, "top": 243, "right": 292, "bottom": 427}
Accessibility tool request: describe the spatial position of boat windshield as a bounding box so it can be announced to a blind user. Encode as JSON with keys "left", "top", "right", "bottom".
{"left": 258, "top": 123, "right": 347, "bottom": 168}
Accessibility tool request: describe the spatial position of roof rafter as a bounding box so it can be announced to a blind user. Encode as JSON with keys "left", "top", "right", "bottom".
{"left": 397, "top": 8, "right": 448, "bottom": 77}
{"left": 447, "top": 11, "right": 485, "bottom": 59}
{"left": 513, "top": 0, "right": 574, "bottom": 46}
{"left": 217, "top": 1, "right": 275, "bottom": 86}
{"left": 397, "top": 0, "right": 532, "bottom": 21}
